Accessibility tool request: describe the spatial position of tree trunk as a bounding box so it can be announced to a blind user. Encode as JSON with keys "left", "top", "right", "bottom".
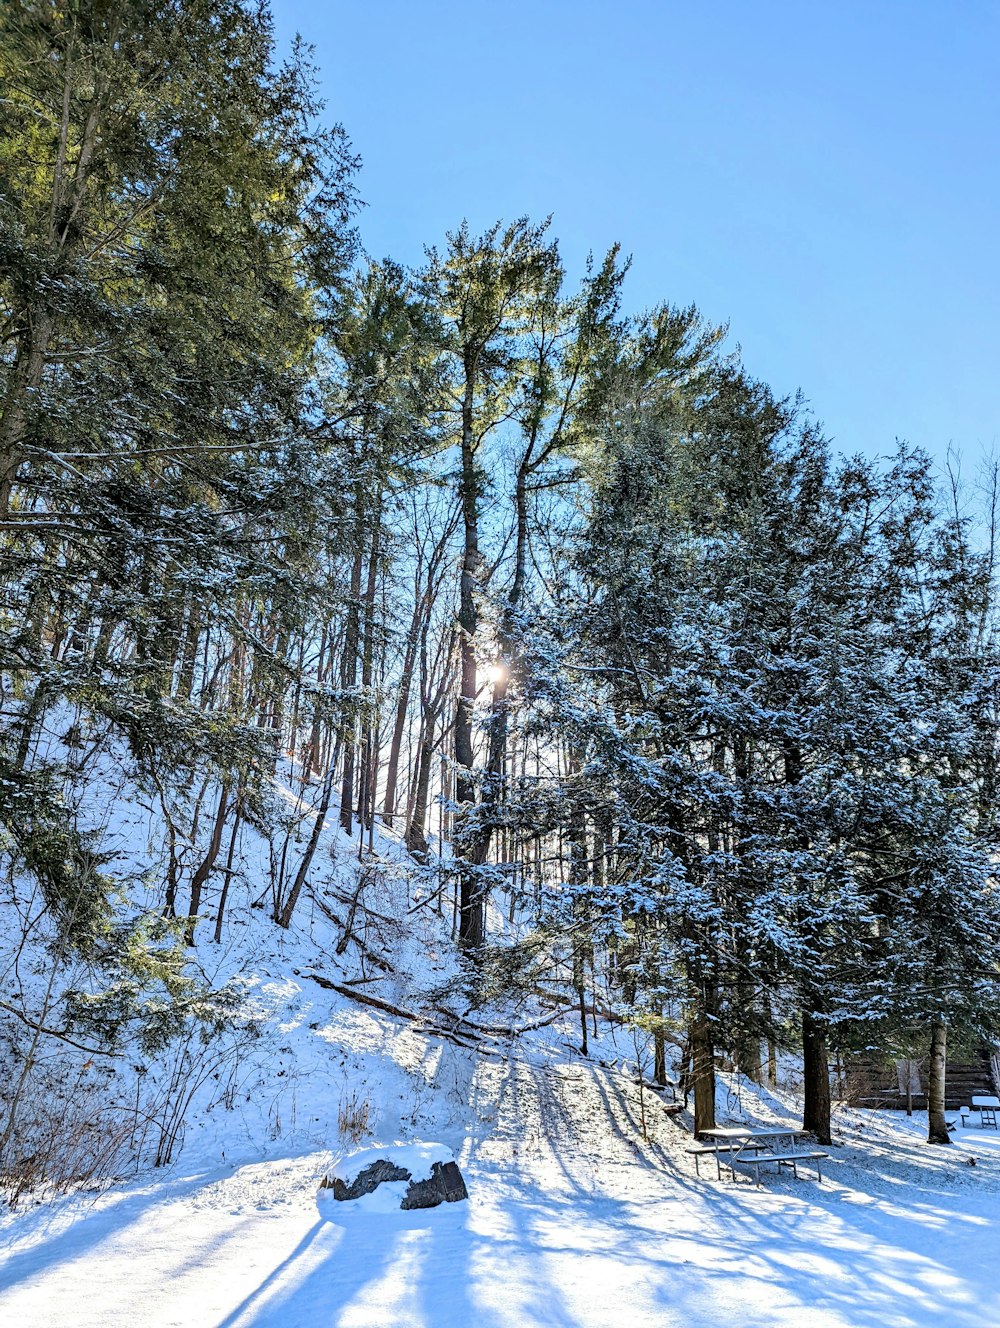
{"left": 382, "top": 608, "right": 420, "bottom": 826}
{"left": 691, "top": 998, "right": 716, "bottom": 1135}
{"left": 357, "top": 510, "right": 382, "bottom": 833}
{"left": 927, "top": 1017, "right": 951, "bottom": 1145}
{"left": 306, "top": 625, "right": 329, "bottom": 775}
{"left": 405, "top": 730, "right": 435, "bottom": 858}
{"left": 737, "top": 1034, "right": 764, "bottom": 1086}
{"left": 175, "top": 594, "right": 202, "bottom": 702}
{"left": 278, "top": 750, "right": 338, "bottom": 930}
{"left": 654, "top": 1022, "right": 667, "bottom": 1087}
{"left": 567, "top": 754, "right": 589, "bottom": 1056}
{"left": 455, "top": 373, "right": 484, "bottom": 949}
{"left": 339, "top": 544, "right": 364, "bottom": 834}
{"left": 213, "top": 793, "right": 242, "bottom": 944}
{"left": 802, "top": 1009, "right": 832, "bottom": 1145}
{"left": 186, "top": 783, "right": 229, "bottom": 946}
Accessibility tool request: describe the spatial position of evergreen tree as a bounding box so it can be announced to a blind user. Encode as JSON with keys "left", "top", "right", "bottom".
{"left": 0, "top": 0, "right": 358, "bottom": 1014}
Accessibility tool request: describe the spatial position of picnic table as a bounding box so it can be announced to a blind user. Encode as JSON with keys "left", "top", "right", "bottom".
{"left": 688, "top": 1126, "right": 828, "bottom": 1184}
{"left": 971, "top": 1095, "right": 1000, "bottom": 1128}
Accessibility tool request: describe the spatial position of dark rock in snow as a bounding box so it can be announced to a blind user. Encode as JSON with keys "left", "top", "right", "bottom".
{"left": 323, "top": 1158, "right": 411, "bottom": 1201}
{"left": 401, "top": 1160, "right": 469, "bottom": 1210}
{"left": 320, "top": 1150, "right": 469, "bottom": 1208}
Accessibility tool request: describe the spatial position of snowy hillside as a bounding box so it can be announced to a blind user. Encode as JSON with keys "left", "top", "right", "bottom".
{"left": 4, "top": 1024, "right": 1000, "bottom": 1325}
{"left": 4, "top": 752, "right": 1000, "bottom": 1326}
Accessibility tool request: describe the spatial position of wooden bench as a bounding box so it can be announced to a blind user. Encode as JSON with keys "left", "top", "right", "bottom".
{"left": 727, "top": 1150, "right": 829, "bottom": 1184}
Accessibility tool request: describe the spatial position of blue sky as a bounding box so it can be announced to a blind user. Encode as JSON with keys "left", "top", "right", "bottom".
{"left": 272, "top": 0, "right": 998, "bottom": 471}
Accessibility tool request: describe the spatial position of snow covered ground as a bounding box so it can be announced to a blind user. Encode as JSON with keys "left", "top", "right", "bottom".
{"left": 4, "top": 751, "right": 1000, "bottom": 1326}
{"left": 4, "top": 1036, "right": 1000, "bottom": 1328}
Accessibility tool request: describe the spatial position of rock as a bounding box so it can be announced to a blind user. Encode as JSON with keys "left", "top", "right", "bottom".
{"left": 400, "top": 1160, "right": 469, "bottom": 1210}
{"left": 321, "top": 1157, "right": 411, "bottom": 1201}
{"left": 320, "top": 1143, "right": 469, "bottom": 1209}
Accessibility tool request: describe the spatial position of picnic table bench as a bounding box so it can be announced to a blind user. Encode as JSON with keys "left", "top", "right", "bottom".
{"left": 693, "top": 1126, "right": 829, "bottom": 1185}
{"left": 685, "top": 1141, "right": 769, "bottom": 1179}
{"left": 732, "top": 1149, "right": 829, "bottom": 1183}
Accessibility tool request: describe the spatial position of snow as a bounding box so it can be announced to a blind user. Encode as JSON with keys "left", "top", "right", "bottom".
{"left": 4, "top": 744, "right": 1000, "bottom": 1326}
{"left": 328, "top": 1142, "right": 456, "bottom": 1185}
{"left": 4, "top": 1054, "right": 1000, "bottom": 1327}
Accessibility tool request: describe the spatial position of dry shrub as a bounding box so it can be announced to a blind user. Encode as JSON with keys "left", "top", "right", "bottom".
{"left": 338, "top": 1088, "right": 371, "bottom": 1143}
{"left": 0, "top": 1066, "right": 140, "bottom": 1209}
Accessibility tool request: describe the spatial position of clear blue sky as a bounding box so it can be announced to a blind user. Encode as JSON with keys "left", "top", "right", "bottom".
{"left": 272, "top": 0, "right": 998, "bottom": 470}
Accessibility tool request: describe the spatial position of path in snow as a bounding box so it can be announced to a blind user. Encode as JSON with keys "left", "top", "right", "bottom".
{"left": 3, "top": 1050, "right": 1000, "bottom": 1328}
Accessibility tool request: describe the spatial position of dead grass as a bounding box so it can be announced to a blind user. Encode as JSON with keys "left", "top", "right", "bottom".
{"left": 338, "top": 1088, "right": 371, "bottom": 1143}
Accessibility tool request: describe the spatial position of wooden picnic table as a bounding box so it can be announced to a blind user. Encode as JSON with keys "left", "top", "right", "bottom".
{"left": 971, "top": 1095, "right": 999, "bottom": 1128}
{"left": 691, "top": 1126, "right": 827, "bottom": 1183}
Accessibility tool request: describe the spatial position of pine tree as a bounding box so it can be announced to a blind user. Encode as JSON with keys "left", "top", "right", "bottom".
{"left": 418, "top": 219, "right": 561, "bottom": 949}
{"left": 0, "top": 0, "right": 359, "bottom": 1006}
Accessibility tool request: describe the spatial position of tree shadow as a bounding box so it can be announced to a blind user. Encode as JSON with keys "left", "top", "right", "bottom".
{"left": 0, "top": 1166, "right": 226, "bottom": 1294}
{"left": 218, "top": 1192, "right": 474, "bottom": 1328}
{"left": 644, "top": 1156, "right": 1000, "bottom": 1327}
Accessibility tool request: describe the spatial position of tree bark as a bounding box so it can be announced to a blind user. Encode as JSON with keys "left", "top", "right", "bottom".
{"left": 357, "top": 509, "right": 382, "bottom": 832}
{"left": 802, "top": 1009, "right": 832, "bottom": 1145}
{"left": 654, "top": 1021, "right": 667, "bottom": 1087}
{"left": 455, "top": 370, "right": 485, "bottom": 949}
{"left": 405, "top": 729, "right": 435, "bottom": 858}
{"left": 691, "top": 997, "right": 716, "bottom": 1135}
{"left": 338, "top": 543, "right": 364, "bottom": 834}
{"left": 185, "top": 782, "right": 229, "bottom": 946}
{"left": 927, "top": 1017, "right": 951, "bottom": 1145}
{"left": 382, "top": 604, "right": 421, "bottom": 826}
{"left": 278, "top": 750, "right": 338, "bottom": 930}
{"left": 213, "top": 793, "right": 242, "bottom": 944}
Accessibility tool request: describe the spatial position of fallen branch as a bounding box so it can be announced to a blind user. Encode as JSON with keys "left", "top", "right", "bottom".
{"left": 300, "top": 972, "right": 414, "bottom": 1020}
{"left": 0, "top": 998, "right": 120, "bottom": 1059}
{"left": 431, "top": 1003, "right": 566, "bottom": 1038}
{"left": 310, "top": 893, "right": 393, "bottom": 973}
{"left": 300, "top": 973, "right": 489, "bottom": 1052}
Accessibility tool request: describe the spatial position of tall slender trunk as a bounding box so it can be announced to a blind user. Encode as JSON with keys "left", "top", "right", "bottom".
{"left": 654, "top": 1019, "right": 667, "bottom": 1087}
{"left": 357, "top": 512, "right": 382, "bottom": 832}
{"left": 278, "top": 746, "right": 339, "bottom": 929}
{"left": 567, "top": 750, "right": 589, "bottom": 1056}
{"left": 175, "top": 594, "right": 202, "bottom": 702}
{"left": 690, "top": 993, "right": 717, "bottom": 1135}
{"left": 405, "top": 729, "right": 435, "bottom": 858}
{"left": 339, "top": 543, "right": 364, "bottom": 834}
{"left": 213, "top": 791, "right": 243, "bottom": 944}
{"left": 455, "top": 372, "right": 484, "bottom": 948}
{"left": 186, "top": 783, "right": 229, "bottom": 946}
{"left": 305, "top": 624, "right": 330, "bottom": 774}
{"left": 383, "top": 604, "right": 422, "bottom": 826}
{"left": 927, "top": 1017, "right": 951, "bottom": 1145}
{"left": 802, "top": 1008, "right": 832, "bottom": 1145}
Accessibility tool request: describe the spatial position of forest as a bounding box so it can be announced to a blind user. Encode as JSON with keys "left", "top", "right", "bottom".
{"left": 2, "top": 0, "right": 1000, "bottom": 1211}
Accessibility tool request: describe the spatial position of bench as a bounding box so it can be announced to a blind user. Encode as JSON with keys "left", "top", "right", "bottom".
{"left": 685, "top": 1143, "right": 766, "bottom": 1179}
{"left": 726, "top": 1150, "right": 829, "bottom": 1184}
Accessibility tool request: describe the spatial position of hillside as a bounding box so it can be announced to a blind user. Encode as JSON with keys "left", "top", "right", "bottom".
{"left": 3, "top": 751, "right": 1000, "bottom": 1326}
